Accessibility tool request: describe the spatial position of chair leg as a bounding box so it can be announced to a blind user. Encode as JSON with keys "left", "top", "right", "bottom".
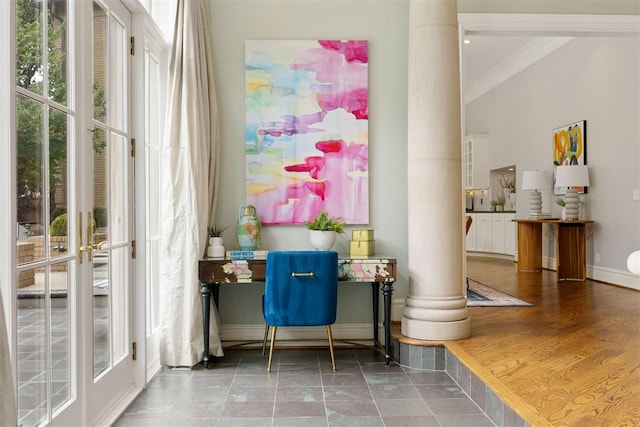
{"left": 267, "top": 326, "right": 277, "bottom": 372}
{"left": 262, "top": 325, "right": 269, "bottom": 356}
{"left": 326, "top": 325, "right": 336, "bottom": 371}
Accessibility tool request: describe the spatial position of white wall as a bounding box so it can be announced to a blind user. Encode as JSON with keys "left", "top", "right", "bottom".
{"left": 466, "top": 36, "right": 640, "bottom": 281}
{"left": 208, "top": 0, "right": 409, "bottom": 325}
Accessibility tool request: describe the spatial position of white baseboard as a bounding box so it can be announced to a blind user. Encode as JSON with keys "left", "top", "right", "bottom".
{"left": 221, "top": 322, "right": 383, "bottom": 344}
{"left": 542, "top": 256, "right": 639, "bottom": 290}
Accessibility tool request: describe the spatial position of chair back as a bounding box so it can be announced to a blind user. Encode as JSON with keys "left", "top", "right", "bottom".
{"left": 264, "top": 251, "right": 338, "bottom": 327}
{"left": 466, "top": 215, "right": 473, "bottom": 234}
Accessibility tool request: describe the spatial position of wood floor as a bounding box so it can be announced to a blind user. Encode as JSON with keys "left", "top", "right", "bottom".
{"left": 417, "top": 257, "right": 640, "bottom": 426}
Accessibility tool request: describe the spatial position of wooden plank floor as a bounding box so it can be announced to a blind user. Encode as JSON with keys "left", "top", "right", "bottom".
{"left": 442, "top": 257, "right": 640, "bottom": 426}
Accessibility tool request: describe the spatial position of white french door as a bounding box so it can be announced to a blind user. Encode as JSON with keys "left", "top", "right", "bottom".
{"left": 11, "top": 0, "right": 136, "bottom": 425}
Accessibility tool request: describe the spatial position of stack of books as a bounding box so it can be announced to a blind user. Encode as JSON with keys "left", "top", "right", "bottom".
{"left": 225, "top": 250, "right": 268, "bottom": 260}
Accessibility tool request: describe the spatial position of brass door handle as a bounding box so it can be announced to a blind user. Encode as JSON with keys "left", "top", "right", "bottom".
{"left": 80, "top": 241, "right": 108, "bottom": 253}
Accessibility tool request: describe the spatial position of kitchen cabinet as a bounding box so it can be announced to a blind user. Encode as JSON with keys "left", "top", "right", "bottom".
{"left": 466, "top": 213, "right": 515, "bottom": 256}
{"left": 464, "top": 135, "right": 489, "bottom": 189}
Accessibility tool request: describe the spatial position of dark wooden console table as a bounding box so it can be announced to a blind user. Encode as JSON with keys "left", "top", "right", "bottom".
{"left": 513, "top": 219, "right": 594, "bottom": 281}
{"left": 198, "top": 255, "right": 397, "bottom": 368}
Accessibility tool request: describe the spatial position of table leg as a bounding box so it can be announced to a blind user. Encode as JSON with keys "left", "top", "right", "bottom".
{"left": 371, "top": 283, "right": 380, "bottom": 347}
{"left": 200, "top": 282, "right": 211, "bottom": 369}
{"left": 382, "top": 279, "right": 394, "bottom": 366}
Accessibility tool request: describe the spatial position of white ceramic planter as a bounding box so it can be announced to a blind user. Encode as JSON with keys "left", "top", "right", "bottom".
{"left": 309, "top": 230, "right": 336, "bottom": 251}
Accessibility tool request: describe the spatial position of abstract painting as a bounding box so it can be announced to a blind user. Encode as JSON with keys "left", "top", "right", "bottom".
{"left": 245, "top": 40, "right": 369, "bottom": 225}
{"left": 553, "top": 120, "right": 587, "bottom": 195}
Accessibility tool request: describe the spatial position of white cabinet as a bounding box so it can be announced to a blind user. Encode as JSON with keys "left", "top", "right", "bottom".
{"left": 504, "top": 215, "right": 516, "bottom": 256}
{"left": 476, "top": 214, "right": 492, "bottom": 252}
{"left": 464, "top": 135, "right": 489, "bottom": 189}
{"left": 466, "top": 213, "right": 515, "bottom": 256}
{"left": 491, "top": 216, "right": 505, "bottom": 253}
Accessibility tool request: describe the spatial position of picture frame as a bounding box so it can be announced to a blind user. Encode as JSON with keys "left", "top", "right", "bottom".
{"left": 553, "top": 120, "right": 587, "bottom": 195}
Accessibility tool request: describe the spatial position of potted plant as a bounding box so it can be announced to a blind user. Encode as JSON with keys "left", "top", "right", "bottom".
{"left": 207, "top": 224, "right": 227, "bottom": 258}
{"left": 494, "top": 196, "right": 506, "bottom": 212}
{"left": 305, "top": 210, "right": 345, "bottom": 250}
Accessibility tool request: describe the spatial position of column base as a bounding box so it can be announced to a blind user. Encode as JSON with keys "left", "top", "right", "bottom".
{"left": 401, "top": 316, "right": 471, "bottom": 341}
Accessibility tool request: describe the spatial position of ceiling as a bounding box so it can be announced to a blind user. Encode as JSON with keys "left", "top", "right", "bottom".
{"left": 462, "top": 35, "right": 573, "bottom": 103}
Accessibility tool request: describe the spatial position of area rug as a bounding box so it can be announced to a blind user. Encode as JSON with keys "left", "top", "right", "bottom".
{"left": 467, "top": 279, "right": 533, "bottom": 307}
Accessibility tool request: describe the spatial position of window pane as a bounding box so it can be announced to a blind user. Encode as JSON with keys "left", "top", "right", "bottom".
{"left": 47, "top": 0, "right": 68, "bottom": 105}
{"left": 17, "top": 94, "right": 45, "bottom": 264}
{"left": 16, "top": 0, "right": 44, "bottom": 95}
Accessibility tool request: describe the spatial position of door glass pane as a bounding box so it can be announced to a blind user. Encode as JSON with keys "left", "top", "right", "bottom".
{"left": 93, "top": 2, "right": 108, "bottom": 123}
{"left": 109, "top": 14, "right": 127, "bottom": 131}
{"left": 16, "top": 0, "right": 44, "bottom": 96}
{"left": 110, "top": 133, "right": 126, "bottom": 244}
{"left": 17, "top": 262, "right": 71, "bottom": 426}
{"left": 111, "top": 246, "right": 128, "bottom": 361}
{"left": 93, "top": 251, "right": 110, "bottom": 377}
{"left": 47, "top": 0, "right": 68, "bottom": 106}
{"left": 17, "top": 94, "right": 45, "bottom": 263}
{"left": 49, "top": 106, "right": 69, "bottom": 260}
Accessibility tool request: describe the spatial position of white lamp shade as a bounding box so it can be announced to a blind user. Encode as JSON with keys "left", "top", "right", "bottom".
{"left": 555, "top": 165, "right": 590, "bottom": 188}
{"left": 628, "top": 251, "right": 640, "bottom": 274}
{"left": 521, "top": 171, "right": 550, "bottom": 190}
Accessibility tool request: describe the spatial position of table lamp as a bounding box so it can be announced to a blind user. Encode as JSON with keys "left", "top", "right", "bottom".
{"left": 555, "top": 165, "right": 590, "bottom": 220}
{"left": 521, "top": 170, "right": 550, "bottom": 218}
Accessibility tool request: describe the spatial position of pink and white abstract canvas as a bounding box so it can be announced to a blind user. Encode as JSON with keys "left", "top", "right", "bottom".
{"left": 245, "top": 40, "right": 369, "bottom": 225}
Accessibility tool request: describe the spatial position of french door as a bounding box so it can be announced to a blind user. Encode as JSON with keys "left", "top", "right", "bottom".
{"left": 12, "top": 0, "right": 135, "bottom": 425}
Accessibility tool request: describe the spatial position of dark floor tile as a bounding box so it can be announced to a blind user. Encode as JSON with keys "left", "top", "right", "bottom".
{"left": 376, "top": 398, "right": 433, "bottom": 417}
{"left": 276, "top": 386, "right": 324, "bottom": 402}
{"left": 364, "top": 372, "right": 411, "bottom": 386}
{"left": 382, "top": 415, "right": 440, "bottom": 426}
{"left": 427, "top": 397, "right": 483, "bottom": 415}
{"left": 406, "top": 371, "right": 455, "bottom": 385}
{"left": 220, "top": 401, "right": 275, "bottom": 417}
{"left": 415, "top": 384, "right": 467, "bottom": 399}
{"left": 436, "top": 413, "right": 496, "bottom": 426}
{"left": 273, "top": 416, "right": 328, "bottom": 426}
{"left": 322, "top": 373, "right": 367, "bottom": 387}
{"left": 325, "top": 400, "right": 379, "bottom": 418}
{"left": 328, "top": 415, "right": 384, "bottom": 426}
{"left": 226, "top": 386, "right": 276, "bottom": 402}
{"left": 216, "top": 416, "right": 273, "bottom": 426}
{"left": 323, "top": 385, "right": 373, "bottom": 401}
{"left": 278, "top": 373, "right": 322, "bottom": 387}
{"left": 274, "top": 400, "right": 326, "bottom": 417}
{"left": 369, "top": 384, "right": 421, "bottom": 400}
{"left": 231, "top": 373, "right": 278, "bottom": 388}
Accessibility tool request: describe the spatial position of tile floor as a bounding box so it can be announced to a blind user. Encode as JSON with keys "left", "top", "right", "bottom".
{"left": 114, "top": 347, "right": 495, "bottom": 426}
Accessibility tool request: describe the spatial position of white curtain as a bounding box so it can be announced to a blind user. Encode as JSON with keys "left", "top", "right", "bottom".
{"left": 0, "top": 288, "right": 17, "bottom": 426}
{"left": 159, "top": 0, "right": 223, "bottom": 367}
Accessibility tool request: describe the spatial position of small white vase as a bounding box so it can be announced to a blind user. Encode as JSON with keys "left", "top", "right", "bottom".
{"left": 309, "top": 230, "right": 336, "bottom": 251}
{"left": 207, "top": 237, "right": 225, "bottom": 258}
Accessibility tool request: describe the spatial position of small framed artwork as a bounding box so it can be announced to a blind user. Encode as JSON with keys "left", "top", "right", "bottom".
{"left": 553, "top": 120, "right": 587, "bottom": 195}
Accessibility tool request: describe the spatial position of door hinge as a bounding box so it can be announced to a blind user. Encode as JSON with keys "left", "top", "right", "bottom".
{"left": 130, "top": 36, "right": 135, "bottom": 55}
{"left": 132, "top": 342, "right": 137, "bottom": 360}
{"left": 132, "top": 240, "right": 136, "bottom": 259}
{"left": 130, "top": 138, "right": 136, "bottom": 157}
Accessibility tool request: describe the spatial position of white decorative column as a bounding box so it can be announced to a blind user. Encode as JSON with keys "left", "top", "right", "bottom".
{"left": 402, "top": 0, "right": 470, "bottom": 340}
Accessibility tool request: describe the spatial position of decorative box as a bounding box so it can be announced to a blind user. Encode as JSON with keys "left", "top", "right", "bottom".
{"left": 349, "top": 240, "right": 375, "bottom": 257}
{"left": 352, "top": 229, "right": 374, "bottom": 241}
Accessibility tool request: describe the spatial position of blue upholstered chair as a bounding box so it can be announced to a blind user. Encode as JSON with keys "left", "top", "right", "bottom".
{"left": 262, "top": 251, "right": 339, "bottom": 372}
